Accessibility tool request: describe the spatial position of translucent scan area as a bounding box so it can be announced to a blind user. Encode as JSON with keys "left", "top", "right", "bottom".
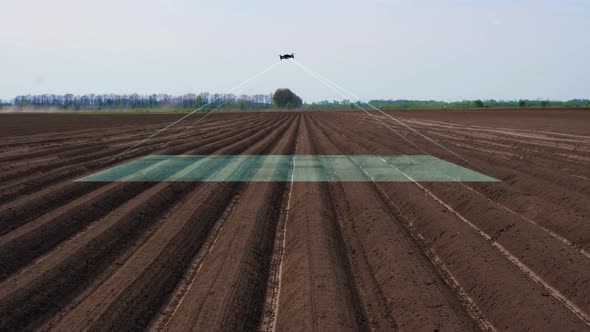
{"left": 76, "top": 155, "right": 499, "bottom": 182}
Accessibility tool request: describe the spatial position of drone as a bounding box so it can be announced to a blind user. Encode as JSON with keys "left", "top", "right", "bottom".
{"left": 279, "top": 53, "right": 295, "bottom": 60}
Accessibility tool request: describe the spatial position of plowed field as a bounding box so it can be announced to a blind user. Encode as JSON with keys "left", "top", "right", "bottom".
{"left": 1, "top": 109, "right": 589, "bottom": 331}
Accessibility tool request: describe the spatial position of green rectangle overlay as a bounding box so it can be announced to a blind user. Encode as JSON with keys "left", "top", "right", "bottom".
{"left": 76, "top": 155, "right": 499, "bottom": 183}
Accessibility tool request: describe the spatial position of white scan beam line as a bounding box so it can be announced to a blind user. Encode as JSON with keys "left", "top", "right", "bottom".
{"left": 290, "top": 60, "right": 426, "bottom": 154}
{"left": 164, "top": 79, "right": 259, "bottom": 147}
{"left": 162, "top": 92, "right": 238, "bottom": 148}
{"left": 292, "top": 59, "right": 481, "bottom": 171}
{"left": 98, "top": 61, "right": 281, "bottom": 169}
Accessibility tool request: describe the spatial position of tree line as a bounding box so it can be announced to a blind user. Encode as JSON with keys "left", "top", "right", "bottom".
{"left": 306, "top": 99, "right": 590, "bottom": 110}
{"left": 3, "top": 94, "right": 589, "bottom": 111}
{"left": 10, "top": 93, "right": 274, "bottom": 110}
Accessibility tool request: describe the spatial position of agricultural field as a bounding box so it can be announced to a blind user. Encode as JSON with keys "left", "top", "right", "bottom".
{"left": 0, "top": 108, "right": 589, "bottom": 331}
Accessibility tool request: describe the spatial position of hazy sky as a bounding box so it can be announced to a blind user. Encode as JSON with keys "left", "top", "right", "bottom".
{"left": 1, "top": 0, "right": 589, "bottom": 102}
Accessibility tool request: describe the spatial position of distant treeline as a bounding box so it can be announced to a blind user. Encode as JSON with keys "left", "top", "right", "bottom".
{"left": 2, "top": 94, "right": 589, "bottom": 111}
{"left": 307, "top": 99, "right": 590, "bottom": 110}
{"left": 8, "top": 93, "right": 274, "bottom": 110}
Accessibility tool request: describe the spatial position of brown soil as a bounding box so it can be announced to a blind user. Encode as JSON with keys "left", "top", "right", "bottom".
{"left": 0, "top": 109, "right": 589, "bottom": 331}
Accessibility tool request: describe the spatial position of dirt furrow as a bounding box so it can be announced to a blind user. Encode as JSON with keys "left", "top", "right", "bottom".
{"left": 0, "top": 115, "right": 276, "bottom": 250}
{"left": 317, "top": 111, "right": 590, "bottom": 330}
{"left": 385, "top": 116, "right": 590, "bottom": 189}
{"left": 264, "top": 115, "right": 370, "bottom": 332}
{"left": 306, "top": 113, "right": 480, "bottom": 330}
{"left": 380, "top": 115, "right": 590, "bottom": 251}
{"left": 0, "top": 121, "right": 168, "bottom": 153}
{"left": 0, "top": 113, "right": 276, "bottom": 219}
{"left": 0, "top": 115, "right": 289, "bottom": 330}
{"left": 162, "top": 115, "right": 300, "bottom": 331}
{"left": 344, "top": 112, "right": 590, "bottom": 251}
{"left": 45, "top": 115, "right": 299, "bottom": 331}
{"left": 0, "top": 115, "right": 286, "bottom": 282}
{"left": 0, "top": 114, "right": 238, "bottom": 178}
{"left": 0, "top": 112, "right": 224, "bottom": 148}
{"left": 0, "top": 182, "right": 197, "bottom": 331}
{"left": 0, "top": 110, "right": 587, "bottom": 330}
{"left": 0, "top": 113, "right": 271, "bottom": 204}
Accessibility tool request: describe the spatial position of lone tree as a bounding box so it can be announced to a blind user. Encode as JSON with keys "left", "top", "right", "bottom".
{"left": 474, "top": 100, "right": 484, "bottom": 108}
{"left": 273, "top": 88, "right": 303, "bottom": 109}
